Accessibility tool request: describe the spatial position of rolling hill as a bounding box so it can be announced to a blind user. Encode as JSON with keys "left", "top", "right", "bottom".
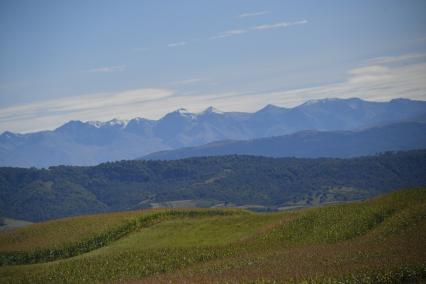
{"left": 0, "top": 188, "right": 425, "bottom": 283}
{"left": 1, "top": 150, "right": 426, "bottom": 222}
{"left": 143, "top": 122, "right": 426, "bottom": 160}
{"left": 1, "top": 98, "right": 426, "bottom": 167}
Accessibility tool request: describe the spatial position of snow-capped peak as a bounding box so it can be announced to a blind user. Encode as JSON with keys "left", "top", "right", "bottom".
{"left": 106, "top": 118, "right": 128, "bottom": 127}
{"left": 199, "top": 106, "right": 224, "bottom": 115}
{"left": 130, "top": 117, "right": 145, "bottom": 122}
{"left": 87, "top": 119, "right": 128, "bottom": 128}
{"left": 173, "top": 108, "right": 196, "bottom": 119}
{"left": 302, "top": 98, "right": 341, "bottom": 106}
{"left": 87, "top": 120, "right": 103, "bottom": 128}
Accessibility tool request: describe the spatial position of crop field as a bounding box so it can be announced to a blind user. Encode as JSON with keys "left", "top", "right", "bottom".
{"left": 0, "top": 188, "right": 425, "bottom": 283}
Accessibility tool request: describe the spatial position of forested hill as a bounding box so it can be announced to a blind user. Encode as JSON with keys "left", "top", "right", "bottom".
{"left": 1, "top": 150, "right": 426, "bottom": 222}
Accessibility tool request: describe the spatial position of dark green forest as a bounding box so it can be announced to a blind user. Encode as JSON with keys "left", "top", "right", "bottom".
{"left": 1, "top": 150, "right": 426, "bottom": 222}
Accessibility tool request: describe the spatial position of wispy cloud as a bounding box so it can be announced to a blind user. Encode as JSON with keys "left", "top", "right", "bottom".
{"left": 1, "top": 53, "right": 425, "bottom": 133}
{"left": 167, "top": 41, "right": 188, "bottom": 48}
{"left": 0, "top": 89, "right": 172, "bottom": 132}
{"left": 88, "top": 65, "right": 126, "bottom": 73}
{"left": 210, "top": 29, "right": 247, "bottom": 40}
{"left": 252, "top": 20, "right": 308, "bottom": 30}
{"left": 210, "top": 20, "right": 308, "bottom": 40}
{"left": 238, "top": 11, "right": 270, "bottom": 18}
{"left": 365, "top": 53, "right": 426, "bottom": 65}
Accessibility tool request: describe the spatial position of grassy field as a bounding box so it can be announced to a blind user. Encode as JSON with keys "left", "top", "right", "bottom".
{"left": 0, "top": 188, "right": 425, "bottom": 283}
{"left": 0, "top": 218, "right": 33, "bottom": 232}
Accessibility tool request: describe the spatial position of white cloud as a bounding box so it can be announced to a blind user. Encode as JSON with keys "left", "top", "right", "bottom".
{"left": 0, "top": 89, "right": 173, "bottom": 133}
{"left": 1, "top": 53, "right": 425, "bottom": 133}
{"left": 88, "top": 65, "right": 126, "bottom": 73}
{"left": 257, "top": 54, "right": 426, "bottom": 105}
{"left": 210, "top": 29, "right": 248, "bottom": 40}
{"left": 365, "top": 53, "right": 426, "bottom": 65}
{"left": 238, "top": 11, "right": 270, "bottom": 18}
{"left": 252, "top": 20, "right": 308, "bottom": 30}
{"left": 167, "top": 41, "right": 188, "bottom": 47}
{"left": 348, "top": 65, "right": 391, "bottom": 84}
{"left": 211, "top": 20, "right": 307, "bottom": 40}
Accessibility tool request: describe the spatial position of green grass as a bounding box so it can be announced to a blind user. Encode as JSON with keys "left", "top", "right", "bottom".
{"left": 0, "top": 210, "right": 148, "bottom": 252}
{"left": 268, "top": 202, "right": 394, "bottom": 243}
{"left": 101, "top": 214, "right": 283, "bottom": 251}
{"left": 0, "top": 188, "right": 425, "bottom": 283}
{"left": 0, "top": 209, "right": 246, "bottom": 265}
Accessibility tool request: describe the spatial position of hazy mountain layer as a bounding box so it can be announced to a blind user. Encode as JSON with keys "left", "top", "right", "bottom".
{"left": 143, "top": 122, "right": 426, "bottom": 160}
{"left": 1, "top": 98, "right": 426, "bottom": 167}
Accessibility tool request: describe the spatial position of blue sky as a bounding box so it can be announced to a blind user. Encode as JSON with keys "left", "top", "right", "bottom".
{"left": 1, "top": 0, "right": 426, "bottom": 132}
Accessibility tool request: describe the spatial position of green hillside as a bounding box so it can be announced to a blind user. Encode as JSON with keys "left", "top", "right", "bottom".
{"left": 1, "top": 150, "right": 426, "bottom": 222}
{"left": 0, "top": 188, "right": 425, "bottom": 283}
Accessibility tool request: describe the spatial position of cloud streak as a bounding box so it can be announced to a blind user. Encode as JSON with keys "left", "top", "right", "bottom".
{"left": 209, "top": 29, "right": 247, "bottom": 40}
{"left": 0, "top": 89, "right": 173, "bottom": 132}
{"left": 210, "top": 20, "right": 308, "bottom": 40}
{"left": 167, "top": 41, "right": 188, "bottom": 47}
{"left": 238, "top": 11, "right": 270, "bottom": 18}
{"left": 252, "top": 20, "right": 308, "bottom": 30}
{"left": 365, "top": 53, "right": 426, "bottom": 65}
{"left": 1, "top": 53, "right": 425, "bottom": 133}
{"left": 88, "top": 65, "right": 126, "bottom": 73}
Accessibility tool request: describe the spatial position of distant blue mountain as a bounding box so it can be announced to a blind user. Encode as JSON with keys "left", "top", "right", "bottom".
{"left": 1, "top": 98, "right": 426, "bottom": 167}
{"left": 142, "top": 122, "right": 426, "bottom": 160}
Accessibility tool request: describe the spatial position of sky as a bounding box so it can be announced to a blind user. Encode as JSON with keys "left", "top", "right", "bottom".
{"left": 1, "top": 0, "right": 426, "bottom": 133}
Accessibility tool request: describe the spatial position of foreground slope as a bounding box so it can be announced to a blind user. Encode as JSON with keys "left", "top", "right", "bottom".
{"left": 143, "top": 122, "right": 426, "bottom": 160}
{"left": 0, "top": 188, "right": 425, "bottom": 283}
{"left": 1, "top": 150, "right": 426, "bottom": 221}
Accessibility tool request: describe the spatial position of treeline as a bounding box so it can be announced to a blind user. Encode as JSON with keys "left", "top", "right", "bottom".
{"left": 1, "top": 150, "right": 426, "bottom": 222}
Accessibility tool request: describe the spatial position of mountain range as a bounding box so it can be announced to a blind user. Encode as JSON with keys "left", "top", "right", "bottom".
{"left": 1, "top": 97, "right": 426, "bottom": 167}
{"left": 143, "top": 122, "right": 426, "bottom": 160}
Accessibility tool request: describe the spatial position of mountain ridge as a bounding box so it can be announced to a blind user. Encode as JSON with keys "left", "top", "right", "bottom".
{"left": 1, "top": 97, "right": 426, "bottom": 167}
{"left": 142, "top": 121, "right": 426, "bottom": 160}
